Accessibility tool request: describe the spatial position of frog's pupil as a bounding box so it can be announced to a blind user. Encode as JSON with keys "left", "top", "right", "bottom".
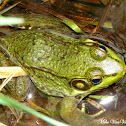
{"left": 92, "top": 78, "right": 101, "bottom": 84}
{"left": 99, "top": 45, "right": 106, "bottom": 52}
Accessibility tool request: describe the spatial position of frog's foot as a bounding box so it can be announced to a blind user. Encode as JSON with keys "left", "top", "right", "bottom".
{"left": 60, "top": 96, "right": 106, "bottom": 126}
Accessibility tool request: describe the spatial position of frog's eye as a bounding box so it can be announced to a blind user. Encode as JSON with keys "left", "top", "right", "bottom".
{"left": 71, "top": 79, "right": 90, "bottom": 91}
{"left": 99, "top": 45, "right": 106, "bottom": 52}
{"left": 86, "top": 67, "right": 104, "bottom": 85}
{"left": 90, "top": 76, "right": 102, "bottom": 84}
{"left": 90, "top": 45, "right": 107, "bottom": 60}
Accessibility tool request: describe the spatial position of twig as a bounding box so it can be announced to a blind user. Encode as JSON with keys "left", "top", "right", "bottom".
{"left": 89, "top": 0, "right": 112, "bottom": 36}
{"left": 0, "top": 1, "right": 21, "bottom": 14}
{"left": 0, "top": 0, "right": 10, "bottom": 11}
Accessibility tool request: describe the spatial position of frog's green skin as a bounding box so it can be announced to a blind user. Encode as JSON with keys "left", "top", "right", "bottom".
{"left": 0, "top": 48, "right": 15, "bottom": 66}
{"left": 0, "top": 28, "right": 125, "bottom": 97}
{"left": 0, "top": 48, "right": 29, "bottom": 99}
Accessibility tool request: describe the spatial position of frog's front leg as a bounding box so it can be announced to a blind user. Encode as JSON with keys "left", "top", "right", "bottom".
{"left": 60, "top": 96, "right": 101, "bottom": 126}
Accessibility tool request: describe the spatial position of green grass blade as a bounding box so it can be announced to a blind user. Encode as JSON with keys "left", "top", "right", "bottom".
{"left": 0, "top": 93, "right": 69, "bottom": 126}
{"left": 0, "top": 16, "right": 24, "bottom": 26}
{"left": 62, "top": 19, "right": 84, "bottom": 34}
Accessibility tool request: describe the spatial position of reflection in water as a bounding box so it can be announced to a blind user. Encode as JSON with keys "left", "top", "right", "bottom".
{"left": 100, "top": 96, "right": 115, "bottom": 105}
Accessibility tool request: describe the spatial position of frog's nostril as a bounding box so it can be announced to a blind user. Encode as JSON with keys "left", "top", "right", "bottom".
{"left": 112, "top": 73, "right": 117, "bottom": 76}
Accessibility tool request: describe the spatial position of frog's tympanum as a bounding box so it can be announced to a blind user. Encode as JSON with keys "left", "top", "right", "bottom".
{"left": 0, "top": 14, "right": 126, "bottom": 125}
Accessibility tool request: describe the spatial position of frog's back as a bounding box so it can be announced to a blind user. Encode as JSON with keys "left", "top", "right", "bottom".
{"left": 3, "top": 30, "right": 91, "bottom": 77}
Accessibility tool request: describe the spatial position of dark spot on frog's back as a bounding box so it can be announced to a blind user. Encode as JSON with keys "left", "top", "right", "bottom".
{"left": 83, "top": 61, "right": 86, "bottom": 64}
{"left": 40, "top": 86, "right": 45, "bottom": 91}
{"left": 32, "top": 41, "right": 36, "bottom": 45}
{"left": 38, "top": 57, "right": 43, "bottom": 61}
{"left": 60, "top": 56, "right": 66, "bottom": 60}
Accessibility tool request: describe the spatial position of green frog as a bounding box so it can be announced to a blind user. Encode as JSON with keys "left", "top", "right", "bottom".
{"left": 0, "top": 14, "right": 126, "bottom": 125}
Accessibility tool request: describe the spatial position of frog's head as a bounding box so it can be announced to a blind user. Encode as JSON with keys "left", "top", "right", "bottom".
{"left": 68, "top": 39, "right": 126, "bottom": 97}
